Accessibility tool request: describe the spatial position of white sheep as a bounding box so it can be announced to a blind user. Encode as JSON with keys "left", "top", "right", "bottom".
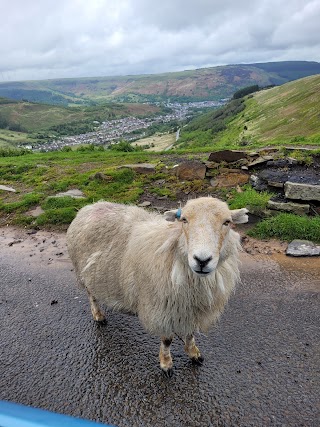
{"left": 66, "top": 197, "right": 248, "bottom": 376}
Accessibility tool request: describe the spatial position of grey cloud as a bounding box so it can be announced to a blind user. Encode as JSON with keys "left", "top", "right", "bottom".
{"left": 0, "top": 0, "right": 319, "bottom": 81}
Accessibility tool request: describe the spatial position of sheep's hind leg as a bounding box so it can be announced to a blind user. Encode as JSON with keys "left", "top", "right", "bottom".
{"left": 184, "top": 334, "right": 204, "bottom": 365}
{"left": 86, "top": 290, "right": 106, "bottom": 323}
{"left": 159, "top": 336, "right": 174, "bottom": 377}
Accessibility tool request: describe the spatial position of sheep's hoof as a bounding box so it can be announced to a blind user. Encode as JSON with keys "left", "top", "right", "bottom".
{"left": 162, "top": 367, "right": 174, "bottom": 378}
{"left": 191, "top": 356, "right": 204, "bottom": 366}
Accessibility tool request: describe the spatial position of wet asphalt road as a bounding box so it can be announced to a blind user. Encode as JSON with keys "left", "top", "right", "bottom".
{"left": 0, "top": 229, "right": 319, "bottom": 427}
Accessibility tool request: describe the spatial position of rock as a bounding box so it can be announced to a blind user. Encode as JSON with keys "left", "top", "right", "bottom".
{"left": 267, "top": 181, "right": 284, "bottom": 188}
{"left": 210, "top": 172, "right": 249, "bottom": 188}
{"left": 248, "top": 152, "right": 259, "bottom": 157}
{"left": 138, "top": 201, "right": 151, "bottom": 207}
{"left": 119, "top": 163, "right": 156, "bottom": 174}
{"left": 284, "top": 182, "right": 320, "bottom": 201}
{"left": 208, "top": 150, "right": 247, "bottom": 163}
{"left": 286, "top": 240, "right": 320, "bottom": 257}
{"left": 205, "top": 170, "right": 218, "bottom": 178}
{"left": 53, "top": 189, "right": 85, "bottom": 199}
{"left": 250, "top": 174, "right": 268, "bottom": 191}
{"left": 266, "top": 159, "right": 288, "bottom": 168}
{"left": 26, "top": 206, "right": 45, "bottom": 217}
{"left": 219, "top": 168, "right": 244, "bottom": 174}
{"left": 90, "top": 172, "right": 113, "bottom": 181}
{"left": 204, "top": 161, "right": 220, "bottom": 169}
{"left": 247, "top": 156, "right": 274, "bottom": 168}
{"left": 287, "top": 157, "right": 300, "bottom": 165}
{"left": 0, "top": 185, "right": 16, "bottom": 192}
{"left": 153, "top": 179, "right": 166, "bottom": 185}
{"left": 173, "top": 161, "right": 206, "bottom": 180}
{"left": 267, "top": 200, "right": 310, "bottom": 215}
{"left": 8, "top": 239, "right": 23, "bottom": 247}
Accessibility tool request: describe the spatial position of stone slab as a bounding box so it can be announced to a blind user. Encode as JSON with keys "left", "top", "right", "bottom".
{"left": 284, "top": 182, "right": 320, "bottom": 202}
{"left": 173, "top": 161, "right": 206, "bottom": 180}
{"left": 267, "top": 200, "right": 309, "bottom": 215}
{"left": 208, "top": 150, "right": 247, "bottom": 163}
{"left": 52, "top": 189, "right": 85, "bottom": 199}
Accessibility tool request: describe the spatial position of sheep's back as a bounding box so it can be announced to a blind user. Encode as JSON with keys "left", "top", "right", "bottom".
{"left": 66, "top": 202, "right": 152, "bottom": 309}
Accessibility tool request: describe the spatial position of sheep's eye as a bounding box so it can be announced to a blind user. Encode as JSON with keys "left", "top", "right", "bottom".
{"left": 223, "top": 220, "right": 231, "bottom": 226}
{"left": 181, "top": 217, "right": 188, "bottom": 224}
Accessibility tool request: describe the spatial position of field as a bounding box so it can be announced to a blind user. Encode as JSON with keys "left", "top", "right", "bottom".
{"left": 134, "top": 133, "right": 175, "bottom": 151}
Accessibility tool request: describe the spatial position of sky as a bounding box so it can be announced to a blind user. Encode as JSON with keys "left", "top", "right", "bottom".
{"left": 1, "top": 0, "right": 320, "bottom": 82}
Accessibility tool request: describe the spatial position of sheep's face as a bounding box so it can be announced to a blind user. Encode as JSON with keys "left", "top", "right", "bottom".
{"left": 165, "top": 197, "right": 248, "bottom": 277}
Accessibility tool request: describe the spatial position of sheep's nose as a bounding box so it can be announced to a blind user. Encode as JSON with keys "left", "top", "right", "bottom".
{"left": 193, "top": 255, "right": 213, "bottom": 269}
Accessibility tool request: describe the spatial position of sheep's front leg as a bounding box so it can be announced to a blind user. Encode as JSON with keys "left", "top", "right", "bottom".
{"left": 86, "top": 289, "right": 106, "bottom": 323}
{"left": 159, "top": 336, "right": 174, "bottom": 377}
{"left": 184, "top": 334, "right": 204, "bottom": 365}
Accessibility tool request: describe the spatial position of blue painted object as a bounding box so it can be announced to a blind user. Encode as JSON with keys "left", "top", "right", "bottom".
{"left": 175, "top": 208, "right": 182, "bottom": 219}
{"left": 0, "top": 400, "right": 114, "bottom": 427}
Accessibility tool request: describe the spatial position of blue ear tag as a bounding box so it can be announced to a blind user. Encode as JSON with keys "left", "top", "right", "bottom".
{"left": 175, "top": 208, "right": 181, "bottom": 220}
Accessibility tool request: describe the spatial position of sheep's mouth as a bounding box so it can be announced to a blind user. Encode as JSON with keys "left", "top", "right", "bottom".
{"left": 194, "top": 270, "right": 211, "bottom": 276}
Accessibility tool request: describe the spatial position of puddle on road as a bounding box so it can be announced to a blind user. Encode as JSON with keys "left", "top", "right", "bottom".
{"left": 271, "top": 253, "right": 320, "bottom": 292}
{"left": 241, "top": 252, "right": 320, "bottom": 292}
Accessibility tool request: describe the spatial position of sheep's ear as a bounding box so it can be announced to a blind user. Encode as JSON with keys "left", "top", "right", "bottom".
{"left": 164, "top": 209, "right": 179, "bottom": 222}
{"left": 231, "top": 208, "right": 249, "bottom": 224}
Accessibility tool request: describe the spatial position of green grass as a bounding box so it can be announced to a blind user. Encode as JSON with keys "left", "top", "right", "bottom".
{"left": 228, "top": 186, "right": 274, "bottom": 212}
{"left": 249, "top": 213, "right": 320, "bottom": 243}
{"left": 36, "top": 207, "right": 78, "bottom": 225}
{"left": 0, "top": 149, "right": 161, "bottom": 227}
{"left": 177, "top": 74, "right": 320, "bottom": 151}
{"left": 0, "top": 192, "right": 42, "bottom": 213}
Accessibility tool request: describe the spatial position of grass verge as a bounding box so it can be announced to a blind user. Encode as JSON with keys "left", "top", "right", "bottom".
{"left": 248, "top": 213, "right": 320, "bottom": 243}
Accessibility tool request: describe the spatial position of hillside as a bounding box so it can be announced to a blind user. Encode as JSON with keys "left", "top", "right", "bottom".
{"left": 0, "top": 98, "right": 160, "bottom": 147}
{"left": 178, "top": 74, "right": 320, "bottom": 149}
{"left": 0, "top": 61, "right": 319, "bottom": 105}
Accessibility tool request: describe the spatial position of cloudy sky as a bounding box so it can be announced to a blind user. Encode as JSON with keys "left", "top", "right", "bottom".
{"left": 1, "top": 0, "right": 320, "bottom": 82}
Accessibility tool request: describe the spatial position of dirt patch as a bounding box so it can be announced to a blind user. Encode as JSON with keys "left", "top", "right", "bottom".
{"left": 240, "top": 234, "right": 287, "bottom": 255}
{"left": 0, "top": 226, "right": 70, "bottom": 268}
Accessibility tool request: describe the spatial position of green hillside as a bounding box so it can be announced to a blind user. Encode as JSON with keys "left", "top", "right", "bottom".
{"left": 178, "top": 74, "right": 320, "bottom": 150}
{"left": 0, "top": 61, "right": 319, "bottom": 105}
{"left": 0, "top": 98, "right": 160, "bottom": 147}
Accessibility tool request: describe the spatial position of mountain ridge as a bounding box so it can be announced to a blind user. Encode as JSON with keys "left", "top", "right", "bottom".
{"left": 0, "top": 61, "right": 319, "bottom": 106}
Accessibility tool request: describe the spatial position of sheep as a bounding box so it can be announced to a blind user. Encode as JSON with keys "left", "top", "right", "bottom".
{"left": 66, "top": 197, "right": 248, "bottom": 377}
